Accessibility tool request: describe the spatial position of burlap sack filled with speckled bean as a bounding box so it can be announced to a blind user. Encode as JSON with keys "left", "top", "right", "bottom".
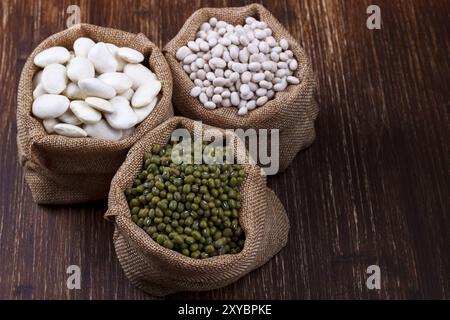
{"left": 164, "top": 4, "right": 318, "bottom": 172}
{"left": 16, "top": 24, "right": 174, "bottom": 204}
{"left": 105, "top": 117, "right": 289, "bottom": 296}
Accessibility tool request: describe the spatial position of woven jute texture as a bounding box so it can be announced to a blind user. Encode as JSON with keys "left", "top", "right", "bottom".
{"left": 17, "top": 24, "right": 174, "bottom": 204}
{"left": 164, "top": 4, "right": 319, "bottom": 172}
{"left": 105, "top": 117, "right": 289, "bottom": 296}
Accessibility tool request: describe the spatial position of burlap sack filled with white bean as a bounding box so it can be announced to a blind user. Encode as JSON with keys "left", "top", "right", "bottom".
{"left": 105, "top": 117, "right": 289, "bottom": 296}
{"left": 164, "top": 4, "right": 318, "bottom": 172}
{"left": 17, "top": 24, "right": 173, "bottom": 204}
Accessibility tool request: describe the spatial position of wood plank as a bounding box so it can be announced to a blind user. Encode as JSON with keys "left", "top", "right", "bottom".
{"left": 0, "top": 0, "right": 448, "bottom": 299}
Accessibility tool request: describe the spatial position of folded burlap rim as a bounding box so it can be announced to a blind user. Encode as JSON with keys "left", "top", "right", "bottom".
{"left": 17, "top": 23, "right": 173, "bottom": 163}
{"left": 105, "top": 116, "right": 276, "bottom": 272}
{"left": 163, "top": 3, "right": 315, "bottom": 128}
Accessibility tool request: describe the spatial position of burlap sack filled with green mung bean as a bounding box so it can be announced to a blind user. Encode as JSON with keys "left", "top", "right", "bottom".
{"left": 105, "top": 117, "right": 289, "bottom": 296}
{"left": 16, "top": 24, "right": 174, "bottom": 204}
{"left": 164, "top": 3, "right": 319, "bottom": 172}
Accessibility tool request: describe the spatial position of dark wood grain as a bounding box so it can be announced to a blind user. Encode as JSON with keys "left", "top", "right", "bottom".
{"left": 0, "top": 0, "right": 448, "bottom": 300}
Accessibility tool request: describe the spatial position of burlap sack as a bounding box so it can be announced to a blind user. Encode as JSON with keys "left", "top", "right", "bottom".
{"left": 105, "top": 116, "right": 289, "bottom": 296}
{"left": 164, "top": 3, "right": 319, "bottom": 172}
{"left": 17, "top": 24, "right": 174, "bottom": 204}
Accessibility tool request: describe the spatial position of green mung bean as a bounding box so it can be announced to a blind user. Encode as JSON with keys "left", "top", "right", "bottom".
{"left": 126, "top": 141, "right": 246, "bottom": 259}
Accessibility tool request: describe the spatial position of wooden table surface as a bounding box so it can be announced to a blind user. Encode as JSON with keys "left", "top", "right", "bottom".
{"left": 0, "top": 0, "right": 448, "bottom": 300}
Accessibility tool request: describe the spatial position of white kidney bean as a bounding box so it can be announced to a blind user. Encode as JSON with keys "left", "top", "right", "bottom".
{"left": 42, "top": 63, "right": 67, "bottom": 94}
{"left": 34, "top": 47, "right": 71, "bottom": 68}
{"left": 32, "top": 37, "right": 159, "bottom": 140}
{"left": 117, "top": 47, "right": 144, "bottom": 64}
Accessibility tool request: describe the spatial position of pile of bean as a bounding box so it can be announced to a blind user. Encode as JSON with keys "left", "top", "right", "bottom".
{"left": 177, "top": 16, "right": 300, "bottom": 115}
{"left": 32, "top": 37, "right": 161, "bottom": 140}
{"left": 125, "top": 141, "right": 246, "bottom": 259}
